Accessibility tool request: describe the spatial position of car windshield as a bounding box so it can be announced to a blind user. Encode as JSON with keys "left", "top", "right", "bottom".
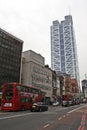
{"left": 33, "top": 102, "right": 44, "bottom": 105}
{"left": 63, "top": 100, "right": 67, "bottom": 102}
{"left": 33, "top": 103, "right": 38, "bottom": 105}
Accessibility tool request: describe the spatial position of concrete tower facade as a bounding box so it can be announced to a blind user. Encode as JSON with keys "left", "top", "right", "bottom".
{"left": 51, "top": 15, "right": 79, "bottom": 86}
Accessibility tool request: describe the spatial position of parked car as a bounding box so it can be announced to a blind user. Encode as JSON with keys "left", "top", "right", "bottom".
{"left": 30, "top": 102, "right": 48, "bottom": 112}
{"left": 69, "top": 100, "right": 74, "bottom": 106}
{"left": 52, "top": 101, "right": 60, "bottom": 106}
{"left": 82, "top": 98, "right": 87, "bottom": 103}
{"left": 75, "top": 98, "right": 80, "bottom": 104}
{"left": 62, "top": 100, "right": 69, "bottom": 107}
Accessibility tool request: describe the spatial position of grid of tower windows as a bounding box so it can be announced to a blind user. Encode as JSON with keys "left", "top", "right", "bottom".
{"left": 0, "top": 29, "right": 23, "bottom": 86}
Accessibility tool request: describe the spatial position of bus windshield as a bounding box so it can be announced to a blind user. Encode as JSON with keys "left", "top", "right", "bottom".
{"left": 4, "top": 85, "right": 13, "bottom": 100}
{"left": 4, "top": 92, "right": 13, "bottom": 100}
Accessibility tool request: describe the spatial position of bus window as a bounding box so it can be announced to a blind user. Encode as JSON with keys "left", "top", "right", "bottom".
{"left": 31, "top": 88, "right": 34, "bottom": 93}
{"left": 20, "top": 98, "right": 32, "bottom": 103}
{"left": 21, "top": 86, "right": 25, "bottom": 91}
{"left": 5, "top": 85, "right": 13, "bottom": 91}
{"left": 29, "top": 88, "right": 32, "bottom": 93}
{"left": 25, "top": 87, "right": 29, "bottom": 92}
{"left": 30, "top": 98, "right": 33, "bottom": 103}
{"left": 20, "top": 98, "right": 26, "bottom": 103}
{"left": 16, "top": 85, "right": 21, "bottom": 91}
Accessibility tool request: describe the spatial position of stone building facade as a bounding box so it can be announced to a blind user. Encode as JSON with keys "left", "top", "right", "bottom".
{"left": 21, "top": 50, "right": 52, "bottom": 104}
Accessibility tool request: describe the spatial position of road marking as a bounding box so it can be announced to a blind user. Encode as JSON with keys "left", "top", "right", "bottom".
{"left": 0, "top": 112, "right": 7, "bottom": 114}
{"left": 77, "top": 110, "right": 84, "bottom": 113}
{"left": 0, "top": 112, "right": 32, "bottom": 120}
{"left": 43, "top": 124, "right": 50, "bottom": 128}
{"left": 78, "top": 125, "right": 85, "bottom": 130}
{"left": 66, "top": 113, "right": 69, "bottom": 116}
{"left": 82, "top": 114, "right": 86, "bottom": 121}
{"left": 78, "top": 113, "right": 86, "bottom": 130}
{"left": 63, "top": 115, "right": 66, "bottom": 118}
{"left": 58, "top": 117, "right": 62, "bottom": 120}
{"left": 68, "top": 105, "right": 87, "bottom": 114}
{"left": 58, "top": 114, "right": 67, "bottom": 121}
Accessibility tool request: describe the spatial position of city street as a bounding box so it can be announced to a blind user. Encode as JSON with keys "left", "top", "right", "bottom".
{"left": 0, "top": 104, "right": 87, "bottom": 130}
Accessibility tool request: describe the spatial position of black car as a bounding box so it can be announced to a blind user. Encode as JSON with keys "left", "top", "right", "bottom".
{"left": 30, "top": 102, "right": 48, "bottom": 112}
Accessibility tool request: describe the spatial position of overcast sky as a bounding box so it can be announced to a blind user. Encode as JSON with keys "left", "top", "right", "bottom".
{"left": 0, "top": 0, "right": 87, "bottom": 82}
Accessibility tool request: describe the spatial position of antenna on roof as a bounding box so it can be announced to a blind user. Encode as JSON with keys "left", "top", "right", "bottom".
{"left": 68, "top": 6, "right": 71, "bottom": 15}
{"left": 85, "top": 73, "right": 87, "bottom": 79}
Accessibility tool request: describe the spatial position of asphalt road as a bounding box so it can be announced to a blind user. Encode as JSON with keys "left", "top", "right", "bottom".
{"left": 0, "top": 104, "right": 87, "bottom": 130}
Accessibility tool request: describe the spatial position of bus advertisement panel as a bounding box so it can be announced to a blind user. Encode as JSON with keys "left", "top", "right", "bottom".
{"left": 1, "top": 82, "right": 44, "bottom": 111}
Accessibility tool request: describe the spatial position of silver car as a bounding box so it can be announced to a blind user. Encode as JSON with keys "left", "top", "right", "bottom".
{"left": 62, "top": 100, "right": 69, "bottom": 107}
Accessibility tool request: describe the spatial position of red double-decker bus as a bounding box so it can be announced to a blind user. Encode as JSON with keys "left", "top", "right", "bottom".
{"left": 1, "top": 82, "right": 44, "bottom": 111}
